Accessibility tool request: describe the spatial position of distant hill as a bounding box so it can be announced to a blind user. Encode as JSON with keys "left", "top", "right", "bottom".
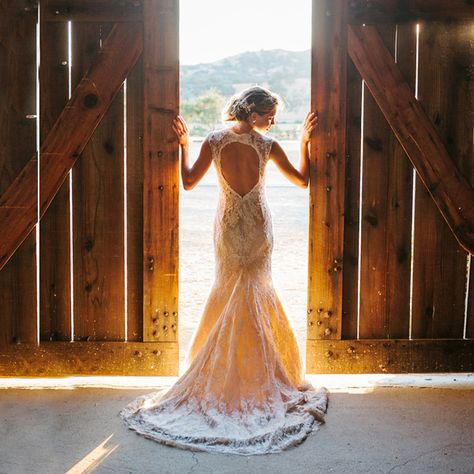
{"left": 180, "top": 49, "right": 311, "bottom": 123}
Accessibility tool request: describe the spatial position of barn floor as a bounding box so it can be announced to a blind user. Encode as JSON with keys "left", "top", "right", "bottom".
{"left": 0, "top": 374, "right": 473, "bottom": 474}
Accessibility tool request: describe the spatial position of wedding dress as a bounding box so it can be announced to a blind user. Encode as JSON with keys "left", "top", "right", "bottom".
{"left": 120, "top": 127, "right": 328, "bottom": 455}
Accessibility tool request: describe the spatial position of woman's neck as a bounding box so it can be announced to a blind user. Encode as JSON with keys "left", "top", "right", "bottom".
{"left": 231, "top": 121, "right": 254, "bottom": 134}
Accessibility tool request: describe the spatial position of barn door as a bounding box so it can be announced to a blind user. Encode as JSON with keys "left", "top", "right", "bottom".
{"left": 306, "top": 0, "right": 474, "bottom": 373}
{"left": 0, "top": 0, "right": 180, "bottom": 376}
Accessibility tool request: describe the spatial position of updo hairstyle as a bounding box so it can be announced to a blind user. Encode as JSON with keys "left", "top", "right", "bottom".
{"left": 222, "top": 86, "right": 281, "bottom": 122}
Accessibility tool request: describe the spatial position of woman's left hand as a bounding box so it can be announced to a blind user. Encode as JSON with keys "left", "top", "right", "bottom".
{"left": 301, "top": 111, "right": 318, "bottom": 144}
{"left": 173, "top": 115, "right": 189, "bottom": 147}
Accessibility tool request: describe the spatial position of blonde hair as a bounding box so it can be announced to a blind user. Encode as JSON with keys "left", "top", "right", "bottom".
{"left": 222, "top": 86, "right": 281, "bottom": 122}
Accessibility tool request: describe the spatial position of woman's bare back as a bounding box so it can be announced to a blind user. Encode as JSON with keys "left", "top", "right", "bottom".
{"left": 219, "top": 141, "right": 260, "bottom": 198}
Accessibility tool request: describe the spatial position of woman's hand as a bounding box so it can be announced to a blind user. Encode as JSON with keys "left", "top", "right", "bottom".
{"left": 173, "top": 115, "right": 189, "bottom": 147}
{"left": 301, "top": 111, "right": 318, "bottom": 145}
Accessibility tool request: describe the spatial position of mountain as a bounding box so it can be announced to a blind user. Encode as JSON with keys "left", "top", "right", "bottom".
{"left": 180, "top": 49, "right": 311, "bottom": 123}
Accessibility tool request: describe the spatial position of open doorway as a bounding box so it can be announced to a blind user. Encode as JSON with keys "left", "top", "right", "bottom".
{"left": 178, "top": 0, "right": 312, "bottom": 370}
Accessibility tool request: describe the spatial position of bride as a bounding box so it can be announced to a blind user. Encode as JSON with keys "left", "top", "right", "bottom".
{"left": 120, "top": 86, "right": 328, "bottom": 455}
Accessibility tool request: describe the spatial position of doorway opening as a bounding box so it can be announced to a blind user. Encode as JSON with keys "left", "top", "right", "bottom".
{"left": 178, "top": 0, "right": 312, "bottom": 370}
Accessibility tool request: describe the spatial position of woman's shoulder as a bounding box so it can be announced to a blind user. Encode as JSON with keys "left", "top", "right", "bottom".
{"left": 204, "top": 128, "right": 228, "bottom": 145}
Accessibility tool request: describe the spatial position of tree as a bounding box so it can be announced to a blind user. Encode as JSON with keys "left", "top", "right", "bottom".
{"left": 181, "top": 89, "right": 226, "bottom": 131}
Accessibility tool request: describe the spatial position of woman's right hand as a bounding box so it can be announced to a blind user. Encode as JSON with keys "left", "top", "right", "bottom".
{"left": 172, "top": 115, "right": 189, "bottom": 147}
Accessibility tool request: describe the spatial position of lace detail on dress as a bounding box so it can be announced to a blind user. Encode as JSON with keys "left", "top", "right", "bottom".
{"left": 120, "top": 127, "right": 328, "bottom": 455}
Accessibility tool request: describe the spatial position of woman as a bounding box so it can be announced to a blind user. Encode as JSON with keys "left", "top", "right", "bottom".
{"left": 121, "top": 86, "right": 328, "bottom": 455}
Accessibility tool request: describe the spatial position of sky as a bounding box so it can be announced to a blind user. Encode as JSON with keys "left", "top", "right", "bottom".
{"left": 179, "top": 0, "right": 312, "bottom": 65}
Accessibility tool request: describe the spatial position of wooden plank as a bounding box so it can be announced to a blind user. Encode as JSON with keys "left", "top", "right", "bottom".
{"left": 143, "top": 0, "right": 179, "bottom": 356}
{"left": 468, "top": 257, "right": 474, "bottom": 338}
{"left": 348, "top": 24, "right": 474, "bottom": 255}
{"left": 126, "top": 56, "right": 144, "bottom": 341}
{"left": 359, "top": 26, "right": 397, "bottom": 338}
{"left": 388, "top": 22, "right": 417, "bottom": 338}
{"left": 307, "top": 338, "right": 474, "bottom": 373}
{"left": 307, "top": 0, "right": 347, "bottom": 345}
{"left": 341, "top": 57, "right": 362, "bottom": 339}
{"left": 0, "top": 22, "right": 143, "bottom": 271}
{"left": 449, "top": 22, "right": 474, "bottom": 339}
{"left": 71, "top": 23, "right": 125, "bottom": 341}
{"left": 43, "top": 0, "right": 143, "bottom": 22}
{"left": 0, "top": 1, "right": 37, "bottom": 348}
{"left": 39, "top": 17, "right": 71, "bottom": 341}
{"left": 349, "top": 0, "right": 474, "bottom": 24}
{"left": 412, "top": 22, "right": 470, "bottom": 339}
{"left": 358, "top": 25, "right": 414, "bottom": 339}
{"left": 0, "top": 341, "right": 177, "bottom": 376}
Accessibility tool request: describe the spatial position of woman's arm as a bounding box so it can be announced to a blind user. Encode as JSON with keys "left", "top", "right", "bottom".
{"left": 269, "top": 111, "right": 318, "bottom": 188}
{"left": 173, "top": 115, "right": 213, "bottom": 190}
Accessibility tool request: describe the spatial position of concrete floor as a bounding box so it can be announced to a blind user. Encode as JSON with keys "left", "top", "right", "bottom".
{"left": 0, "top": 374, "right": 473, "bottom": 474}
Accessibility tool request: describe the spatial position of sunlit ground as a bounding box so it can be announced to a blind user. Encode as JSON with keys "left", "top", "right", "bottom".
{"left": 64, "top": 434, "right": 119, "bottom": 474}
{"left": 1, "top": 374, "right": 473, "bottom": 393}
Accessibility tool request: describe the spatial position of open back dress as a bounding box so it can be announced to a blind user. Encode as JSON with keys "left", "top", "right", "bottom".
{"left": 120, "top": 127, "right": 328, "bottom": 455}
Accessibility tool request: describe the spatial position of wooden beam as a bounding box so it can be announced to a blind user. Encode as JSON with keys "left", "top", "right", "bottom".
{"left": 349, "top": 0, "right": 474, "bottom": 23}
{"left": 142, "top": 0, "right": 179, "bottom": 348}
{"left": 0, "top": 341, "right": 177, "bottom": 376}
{"left": 0, "top": 22, "right": 143, "bottom": 271}
{"left": 307, "top": 338, "right": 474, "bottom": 373}
{"left": 348, "top": 24, "right": 474, "bottom": 255}
{"left": 307, "top": 0, "right": 347, "bottom": 341}
{"left": 39, "top": 12, "right": 71, "bottom": 342}
{"left": 43, "top": 0, "right": 143, "bottom": 22}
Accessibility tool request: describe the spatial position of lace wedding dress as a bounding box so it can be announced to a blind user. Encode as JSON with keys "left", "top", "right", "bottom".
{"left": 120, "top": 128, "right": 328, "bottom": 455}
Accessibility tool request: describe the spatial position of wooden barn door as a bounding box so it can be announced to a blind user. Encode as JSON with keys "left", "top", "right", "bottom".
{"left": 2, "top": 0, "right": 473, "bottom": 377}
{"left": 307, "top": 0, "right": 474, "bottom": 373}
{"left": 0, "top": 0, "right": 180, "bottom": 376}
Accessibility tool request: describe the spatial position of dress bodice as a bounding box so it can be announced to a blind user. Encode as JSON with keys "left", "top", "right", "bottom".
{"left": 207, "top": 127, "right": 274, "bottom": 202}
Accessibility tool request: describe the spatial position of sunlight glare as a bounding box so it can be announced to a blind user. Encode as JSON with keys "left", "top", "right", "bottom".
{"left": 180, "top": 0, "right": 311, "bottom": 65}
{"left": 65, "top": 434, "right": 119, "bottom": 474}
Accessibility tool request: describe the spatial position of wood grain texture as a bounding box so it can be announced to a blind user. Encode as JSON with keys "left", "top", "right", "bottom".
{"left": 307, "top": 338, "right": 474, "bottom": 373}
{"left": 348, "top": 24, "right": 474, "bottom": 255}
{"left": 307, "top": 0, "right": 347, "bottom": 345}
{"left": 0, "top": 22, "right": 143, "bottom": 271}
{"left": 39, "top": 17, "right": 71, "bottom": 341}
{"left": 143, "top": 0, "right": 179, "bottom": 356}
{"left": 341, "top": 57, "right": 362, "bottom": 339}
{"left": 349, "top": 0, "right": 474, "bottom": 23}
{"left": 0, "top": 341, "right": 178, "bottom": 376}
{"left": 0, "top": 1, "right": 38, "bottom": 348}
{"left": 126, "top": 56, "right": 144, "bottom": 342}
{"left": 468, "top": 255, "right": 474, "bottom": 338}
{"left": 358, "top": 25, "right": 413, "bottom": 339}
{"left": 43, "top": 0, "right": 143, "bottom": 22}
{"left": 411, "top": 22, "right": 470, "bottom": 339}
{"left": 71, "top": 23, "right": 125, "bottom": 341}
